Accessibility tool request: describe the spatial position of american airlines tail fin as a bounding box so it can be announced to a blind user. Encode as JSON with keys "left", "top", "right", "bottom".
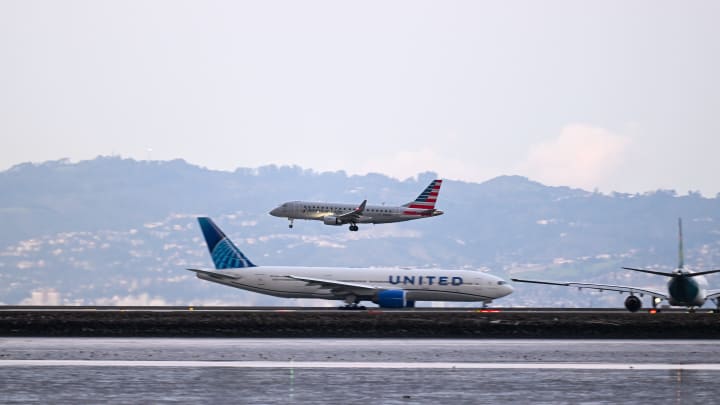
{"left": 197, "top": 217, "right": 256, "bottom": 269}
{"left": 403, "top": 179, "right": 443, "bottom": 209}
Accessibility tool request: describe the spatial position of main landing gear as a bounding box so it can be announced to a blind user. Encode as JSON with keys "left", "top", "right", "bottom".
{"left": 349, "top": 223, "right": 359, "bottom": 232}
{"left": 713, "top": 298, "right": 720, "bottom": 314}
{"left": 339, "top": 295, "right": 365, "bottom": 310}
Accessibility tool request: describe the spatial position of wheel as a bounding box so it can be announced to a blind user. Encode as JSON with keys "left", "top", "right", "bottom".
{"left": 289, "top": 224, "right": 293, "bottom": 229}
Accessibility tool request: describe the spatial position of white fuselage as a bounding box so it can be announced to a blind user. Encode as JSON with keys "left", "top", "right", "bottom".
{"left": 196, "top": 266, "right": 513, "bottom": 303}
{"left": 270, "top": 201, "right": 443, "bottom": 224}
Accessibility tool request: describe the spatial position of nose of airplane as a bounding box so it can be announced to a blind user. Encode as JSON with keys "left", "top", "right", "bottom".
{"left": 269, "top": 207, "right": 281, "bottom": 217}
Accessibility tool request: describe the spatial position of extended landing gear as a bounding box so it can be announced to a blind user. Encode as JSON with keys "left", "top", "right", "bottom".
{"left": 650, "top": 296, "right": 662, "bottom": 313}
{"left": 339, "top": 295, "right": 366, "bottom": 310}
{"left": 288, "top": 219, "right": 294, "bottom": 229}
{"left": 711, "top": 298, "right": 720, "bottom": 314}
{"left": 349, "top": 223, "right": 359, "bottom": 232}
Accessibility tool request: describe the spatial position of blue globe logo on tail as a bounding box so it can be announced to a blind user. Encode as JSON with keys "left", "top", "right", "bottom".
{"left": 198, "top": 217, "right": 256, "bottom": 269}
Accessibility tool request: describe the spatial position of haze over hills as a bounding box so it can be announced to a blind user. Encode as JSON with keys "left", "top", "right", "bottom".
{"left": 1, "top": 157, "right": 719, "bottom": 307}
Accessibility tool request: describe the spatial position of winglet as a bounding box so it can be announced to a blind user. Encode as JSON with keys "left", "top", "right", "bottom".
{"left": 197, "top": 217, "right": 256, "bottom": 269}
{"left": 356, "top": 199, "right": 367, "bottom": 214}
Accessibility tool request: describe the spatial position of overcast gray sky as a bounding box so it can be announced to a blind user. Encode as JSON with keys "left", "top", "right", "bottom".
{"left": 2, "top": 1, "right": 719, "bottom": 194}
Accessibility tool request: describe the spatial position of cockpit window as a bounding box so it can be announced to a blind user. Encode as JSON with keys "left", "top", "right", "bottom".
{"left": 497, "top": 280, "right": 507, "bottom": 285}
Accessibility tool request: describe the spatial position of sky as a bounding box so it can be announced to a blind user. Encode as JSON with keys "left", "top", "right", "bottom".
{"left": 1, "top": 1, "right": 719, "bottom": 195}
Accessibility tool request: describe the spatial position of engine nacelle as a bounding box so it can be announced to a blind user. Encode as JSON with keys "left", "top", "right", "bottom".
{"left": 323, "top": 216, "right": 342, "bottom": 225}
{"left": 624, "top": 295, "right": 642, "bottom": 312}
{"left": 374, "top": 290, "right": 408, "bottom": 308}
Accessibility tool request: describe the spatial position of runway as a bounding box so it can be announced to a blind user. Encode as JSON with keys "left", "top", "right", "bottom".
{"left": 2, "top": 338, "right": 720, "bottom": 404}
{"left": 1, "top": 306, "right": 719, "bottom": 338}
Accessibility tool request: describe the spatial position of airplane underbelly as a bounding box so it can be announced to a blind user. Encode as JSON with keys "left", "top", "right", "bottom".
{"left": 406, "top": 289, "right": 489, "bottom": 302}
{"left": 362, "top": 216, "right": 402, "bottom": 224}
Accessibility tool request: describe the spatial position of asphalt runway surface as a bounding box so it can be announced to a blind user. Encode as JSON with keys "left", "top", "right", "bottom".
{"left": 1, "top": 338, "right": 719, "bottom": 404}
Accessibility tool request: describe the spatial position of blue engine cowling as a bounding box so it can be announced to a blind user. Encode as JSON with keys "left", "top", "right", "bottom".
{"left": 374, "top": 290, "right": 408, "bottom": 308}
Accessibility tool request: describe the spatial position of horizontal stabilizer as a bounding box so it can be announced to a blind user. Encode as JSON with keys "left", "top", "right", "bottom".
{"left": 621, "top": 267, "right": 676, "bottom": 277}
{"left": 622, "top": 267, "right": 720, "bottom": 278}
{"left": 187, "top": 268, "right": 239, "bottom": 281}
{"left": 683, "top": 269, "right": 720, "bottom": 277}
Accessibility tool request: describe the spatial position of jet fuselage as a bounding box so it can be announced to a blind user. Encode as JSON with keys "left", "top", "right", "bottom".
{"left": 270, "top": 201, "right": 443, "bottom": 224}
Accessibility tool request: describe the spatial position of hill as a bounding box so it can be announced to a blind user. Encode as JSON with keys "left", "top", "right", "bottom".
{"left": 1, "top": 157, "right": 719, "bottom": 307}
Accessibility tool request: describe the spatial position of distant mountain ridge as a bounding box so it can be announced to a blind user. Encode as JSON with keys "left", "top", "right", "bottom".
{"left": 1, "top": 156, "right": 719, "bottom": 306}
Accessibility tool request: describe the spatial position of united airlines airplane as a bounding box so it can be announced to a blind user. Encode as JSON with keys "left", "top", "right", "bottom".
{"left": 188, "top": 217, "right": 513, "bottom": 308}
{"left": 512, "top": 219, "right": 720, "bottom": 312}
{"left": 269, "top": 179, "right": 444, "bottom": 231}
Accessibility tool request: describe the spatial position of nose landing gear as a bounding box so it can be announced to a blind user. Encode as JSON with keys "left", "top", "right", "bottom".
{"left": 288, "top": 219, "right": 294, "bottom": 229}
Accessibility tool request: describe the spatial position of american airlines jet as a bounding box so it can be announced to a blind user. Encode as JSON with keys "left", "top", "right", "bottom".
{"left": 188, "top": 217, "right": 513, "bottom": 308}
{"left": 269, "top": 179, "right": 444, "bottom": 231}
{"left": 513, "top": 219, "right": 720, "bottom": 312}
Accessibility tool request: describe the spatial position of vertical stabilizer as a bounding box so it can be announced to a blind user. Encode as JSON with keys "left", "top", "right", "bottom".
{"left": 403, "top": 179, "right": 443, "bottom": 209}
{"left": 197, "top": 217, "right": 256, "bottom": 269}
{"left": 678, "top": 217, "right": 685, "bottom": 270}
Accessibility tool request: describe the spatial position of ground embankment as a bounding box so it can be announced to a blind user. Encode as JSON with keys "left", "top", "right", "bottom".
{"left": 1, "top": 309, "right": 719, "bottom": 338}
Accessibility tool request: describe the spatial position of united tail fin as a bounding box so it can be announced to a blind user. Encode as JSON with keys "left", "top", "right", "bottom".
{"left": 403, "top": 179, "right": 442, "bottom": 209}
{"left": 197, "top": 217, "right": 256, "bottom": 269}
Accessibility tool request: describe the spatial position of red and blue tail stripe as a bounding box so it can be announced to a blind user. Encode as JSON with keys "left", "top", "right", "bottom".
{"left": 403, "top": 179, "right": 442, "bottom": 209}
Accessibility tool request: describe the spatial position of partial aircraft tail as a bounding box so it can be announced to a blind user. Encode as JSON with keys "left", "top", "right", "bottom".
{"left": 678, "top": 217, "right": 684, "bottom": 270}
{"left": 197, "top": 217, "right": 256, "bottom": 269}
{"left": 622, "top": 217, "right": 720, "bottom": 278}
{"left": 403, "top": 179, "right": 442, "bottom": 209}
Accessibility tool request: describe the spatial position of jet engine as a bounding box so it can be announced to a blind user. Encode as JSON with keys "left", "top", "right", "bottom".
{"left": 374, "top": 290, "right": 408, "bottom": 308}
{"left": 323, "top": 216, "right": 342, "bottom": 225}
{"left": 624, "top": 295, "right": 642, "bottom": 312}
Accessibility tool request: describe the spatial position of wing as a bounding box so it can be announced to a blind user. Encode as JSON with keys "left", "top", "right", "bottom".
{"left": 511, "top": 278, "right": 669, "bottom": 300}
{"left": 287, "top": 275, "right": 379, "bottom": 296}
{"left": 705, "top": 290, "right": 720, "bottom": 300}
{"left": 335, "top": 200, "right": 367, "bottom": 223}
